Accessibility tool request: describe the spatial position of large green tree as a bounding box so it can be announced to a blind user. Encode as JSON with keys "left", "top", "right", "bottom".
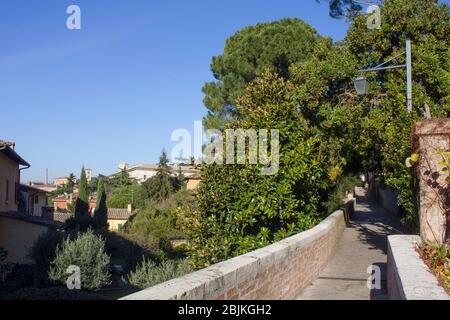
{"left": 142, "top": 151, "right": 174, "bottom": 203}
{"left": 109, "top": 168, "right": 136, "bottom": 190}
{"left": 202, "top": 18, "right": 323, "bottom": 129}
{"left": 345, "top": 0, "right": 450, "bottom": 225}
{"left": 74, "top": 167, "right": 89, "bottom": 223}
{"left": 93, "top": 177, "right": 108, "bottom": 229}
{"left": 184, "top": 70, "right": 330, "bottom": 268}
{"left": 316, "top": 0, "right": 369, "bottom": 18}
{"left": 186, "top": 0, "right": 450, "bottom": 267}
{"left": 107, "top": 184, "right": 143, "bottom": 209}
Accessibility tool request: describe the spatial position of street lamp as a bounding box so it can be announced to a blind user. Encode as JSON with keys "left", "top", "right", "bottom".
{"left": 353, "top": 76, "right": 369, "bottom": 95}
{"left": 353, "top": 39, "right": 413, "bottom": 113}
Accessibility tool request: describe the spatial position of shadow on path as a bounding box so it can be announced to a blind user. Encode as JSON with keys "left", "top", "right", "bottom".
{"left": 297, "top": 187, "right": 404, "bottom": 300}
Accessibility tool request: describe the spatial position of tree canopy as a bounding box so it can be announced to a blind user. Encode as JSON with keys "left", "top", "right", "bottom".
{"left": 74, "top": 167, "right": 89, "bottom": 223}
{"left": 93, "top": 177, "right": 108, "bottom": 229}
{"left": 185, "top": 0, "right": 450, "bottom": 267}
{"left": 202, "top": 18, "right": 323, "bottom": 129}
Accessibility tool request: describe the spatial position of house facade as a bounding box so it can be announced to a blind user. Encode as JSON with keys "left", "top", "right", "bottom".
{"left": 53, "top": 192, "right": 96, "bottom": 213}
{"left": 48, "top": 206, "right": 135, "bottom": 232}
{"left": 0, "top": 144, "right": 29, "bottom": 212}
{"left": 0, "top": 142, "right": 58, "bottom": 264}
{"left": 116, "top": 163, "right": 200, "bottom": 184}
{"left": 19, "top": 185, "right": 48, "bottom": 217}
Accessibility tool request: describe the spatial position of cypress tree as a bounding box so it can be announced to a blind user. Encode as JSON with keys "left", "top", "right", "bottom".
{"left": 156, "top": 151, "right": 172, "bottom": 202}
{"left": 74, "top": 166, "right": 89, "bottom": 223}
{"left": 93, "top": 177, "right": 108, "bottom": 229}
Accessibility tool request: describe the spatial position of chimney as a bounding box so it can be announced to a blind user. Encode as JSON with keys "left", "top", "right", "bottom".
{"left": 45, "top": 168, "right": 49, "bottom": 185}
{"left": 127, "top": 204, "right": 132, "bottom": 213}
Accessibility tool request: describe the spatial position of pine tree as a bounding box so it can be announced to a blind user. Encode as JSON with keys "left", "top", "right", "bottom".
{"left": 93, "top": 177, "right": 108, "bottom": 229}
{"left": 74, "top": 167, "right": 89, "bottom": 223}
{"left": 156, "top": 151, "right": 172, "bottom": 202}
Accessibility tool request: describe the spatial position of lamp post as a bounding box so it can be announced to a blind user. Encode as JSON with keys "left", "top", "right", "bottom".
{"left": 353, "top": 39, "right": 413, "bottom": 113}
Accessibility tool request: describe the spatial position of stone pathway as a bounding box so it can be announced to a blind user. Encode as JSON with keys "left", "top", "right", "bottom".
{"left": 297, "top": 187, "right": 404, "bottom": 300}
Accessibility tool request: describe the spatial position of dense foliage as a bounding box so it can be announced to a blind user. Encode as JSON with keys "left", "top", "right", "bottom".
{"left": 127, "top": 259, "right": 192, "bottom": 289}
{"left": 74, "top": 167, "right": 90, "bottom": 224}
{"left": 28, "top": 230, "right": 63, "bottom": 287}
{"left": 107, "top": 184, "right": 143, "bottom": 209}
{"left": 93, "top": 177, "right": 108, "bottom": 229}
{"left": 185, "top": 70, "right": 331, "bottom": 268}
{"left": 345, "top": 0, "right": 450, "bottom": 226}
{"left": 187, "top": 0, "right": 450, "bottom": 267}
{"left": 202, "top": 18, "right": 323, "bottom": 129}
{"left": 420, "top": 242, "right": 450, "bottom": 294}
{"left": 48, "top": 230, "right": 111, "bottom": 290}
{"left": 141, "top": 151, "right": 178, "bottom": 203}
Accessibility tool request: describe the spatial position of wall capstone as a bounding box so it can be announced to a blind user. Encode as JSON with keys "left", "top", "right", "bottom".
{"left": 121, "top": 209, "right": 347, "bottom": 300}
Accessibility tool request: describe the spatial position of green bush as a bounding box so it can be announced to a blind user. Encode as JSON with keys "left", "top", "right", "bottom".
{"left": 28, "top": 230, "right": 63, "bottom": 287}
{"left": 48, "top": 230, "right": 111, "bottom": 290}
{"left": 99, "top": 230, "right": 159, "bottom": 273}
{"left": 107, "top": 184, "right": 143, "bottom": 209}
{"left": 127, "top": 259, "right": 192, "bottom": 289}
{"left": 323, "top": 174, "right": 362, "bottom": 215}
{"left": 183, "top": 71, "right": 330, "bottom": 268}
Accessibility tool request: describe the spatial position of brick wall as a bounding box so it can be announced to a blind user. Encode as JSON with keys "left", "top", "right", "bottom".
{"left": 121, "top": 210, "right": 347, "bottom": 300}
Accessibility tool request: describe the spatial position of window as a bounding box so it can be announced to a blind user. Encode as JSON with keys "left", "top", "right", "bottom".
{"left": 35, "top": 195, "right": 39, "bottom": 204}
{"left": 118, "top": 224, "right": 124, "bottom": 231}
{"left": 15, "top": 182, "right": 19, "bottom": 204}
{"left": 6, "top": 180, "right": 9, "bottom": 201}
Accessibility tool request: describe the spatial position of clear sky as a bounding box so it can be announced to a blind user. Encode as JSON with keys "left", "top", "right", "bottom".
{"left": 1, "top": 0, "right": 358, "bottom": 182}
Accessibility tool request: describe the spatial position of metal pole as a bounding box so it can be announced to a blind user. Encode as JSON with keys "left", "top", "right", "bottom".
{"left": 406, "top": 39, "right": 413, "bottom": 113}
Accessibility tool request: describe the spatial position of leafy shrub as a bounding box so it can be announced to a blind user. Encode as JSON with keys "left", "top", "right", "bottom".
{"left": 28, "top": 230, "right": 64, "bottom": 287}
{"left": 107, "top": 184, "right": 143, "bottom": 209}
{"left": 420, "top": 242, "right": 450, "bottom": 294}
{"left": 99, "top": 230, "right": 159, "bottom": 273}
{"left": 182, "top": 71, "right": 330, "bottom": 268}
{"left": 0, "top": 287, "right": 103, "bottom": 300}
{"left": 127, "top": 259, "right": 192, "bottom": 289}
{"left": 323, "top": 174, "right": 362, "bottom": 215}
{"left": 48, "top": 230, "right": 111, "bottom": 290}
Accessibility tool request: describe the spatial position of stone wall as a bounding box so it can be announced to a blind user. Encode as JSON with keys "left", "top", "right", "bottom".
{"left": 413, "top": 119, "right": 450, "bottom": 244}
{"left": 121, "top": 210, "right": 347, "bottom": 300}
{"left": 0, "top": 152, "right": 19, "bottom": 213}
{"left": 0, "top": 216, "right": 50, "bottom": 264}
{"left": 368, "top": 180, "right": 401, "bottom": 217}
{"left": 387, "top": 235, "right": 449, "bottom": 300}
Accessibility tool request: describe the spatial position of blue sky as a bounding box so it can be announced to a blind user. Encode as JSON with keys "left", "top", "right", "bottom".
{"left": 0, "top": 0, "right": 368, "bottom": 182}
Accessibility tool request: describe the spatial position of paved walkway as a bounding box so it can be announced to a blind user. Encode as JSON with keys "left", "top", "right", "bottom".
{"left": 297, "top": 188, "right": 404, "bottom": 300}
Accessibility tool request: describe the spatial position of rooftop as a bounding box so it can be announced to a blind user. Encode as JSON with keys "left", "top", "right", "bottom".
{"left": 0, "top": 144, "right": 30, "bottom": 167}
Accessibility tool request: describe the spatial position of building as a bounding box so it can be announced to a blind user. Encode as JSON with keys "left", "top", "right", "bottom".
{"left": 0, "top": 141, "right": 60, "bottom": 264}
{"left": 52, "top": 192, "right": 96, "bottom": 213}
{"left": 49, "top": 206, "right": 135, "bottom": 232}
{"left": 26, "top": 181, "right": 57, "bottom": 193}
{"left": 186, "top": 176, "right": 202, "bottom": 190}
{"left": 106, "top": 206, "right": 134, "bottom": 231}
{"left": 0, "top": 143, "right": 30, "bottom": 212}
{"left": 85, "top": 168, "right": 93, "bottom": 182}
{"left": 19, "top": 185, "right": 48, "bottom": 217}
{"left": 53, "top": 176, "right": 70, "bottom": 187}
{"left": 115, "top": 163, "right": 200, "bottom": 184}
